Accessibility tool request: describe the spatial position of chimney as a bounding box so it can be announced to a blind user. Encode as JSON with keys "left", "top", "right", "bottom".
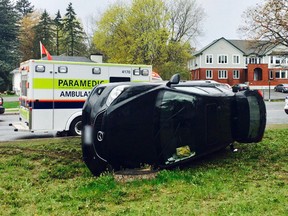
{"left": 90, "top": 54, "right": 103, "bottom": 63}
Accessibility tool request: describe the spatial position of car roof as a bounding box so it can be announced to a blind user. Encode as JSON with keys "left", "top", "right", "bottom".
{"left": 95, "top": 79, "right": 233, "bottom": 96}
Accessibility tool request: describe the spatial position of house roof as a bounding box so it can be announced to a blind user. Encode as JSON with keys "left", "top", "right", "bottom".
{"left": 42, "top": 56, "right": 93, "bottom": 62}
{"left": 194, "top": 37, "right": 277, "bottom": 56}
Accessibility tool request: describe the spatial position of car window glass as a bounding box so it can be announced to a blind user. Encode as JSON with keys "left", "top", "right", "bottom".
{"left": 156, "top": 91, "right": 198, "bottom": 163}
{"left": 87, "top": 86, "right": 106, "bottom": 105}
{"left": 113, "top": 85, "right": 157, "bottom": 104}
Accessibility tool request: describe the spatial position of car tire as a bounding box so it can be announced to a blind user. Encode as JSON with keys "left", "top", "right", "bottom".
{"left": 285, "top": 109, "right": 288, "bottom": 114}
{"left": 69, "top": 116, "right": 82, "bottom": 136}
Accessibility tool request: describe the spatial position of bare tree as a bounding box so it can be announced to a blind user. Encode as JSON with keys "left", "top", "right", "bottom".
{"left": 167, "top": 0, "right": 205, "bottom": 43}
{"left": 239, "top": 0, "right": 288, "bottom": 47}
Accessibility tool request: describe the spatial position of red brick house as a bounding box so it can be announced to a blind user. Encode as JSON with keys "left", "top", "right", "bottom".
{"left": 189, "top": 37, "right": 288, "bottom": 88}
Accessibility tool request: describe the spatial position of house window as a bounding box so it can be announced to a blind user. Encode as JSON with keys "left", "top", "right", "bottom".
{"left": 247, "top": 57, "right": 261, "bottom": 64}
{"left": 275, "top": 57, "right": 281, "bottom": 64}
{"left": 218, "top": 55, "right": 228, "bottom": 64}
{"left": 250, "top": 57, "right": 256, "bottom": 64}
{"left": 269, "top": 70, "right": 273, "bottom": 79}
{"left": 233, "top": 55, "right": 240, "bottom": 64}
{"left": 281, "top": 57, "right": 288, "bottom": 64}
{"left": 270, "top": 56, "right": 273, "bottom": 64}
{"left": 275, "top": 70, "right": 288, "bottom": 79}
{"left": 218, "top": 70, "right": 227, "bottom": 79}
{"left": 233, "top": 70, "right": 240, "bottom": 79}
{"left": 206, "top": 70, "right": 213, "bottom": 79}
{"left": 206, "top": 54, "right": 213, "bottom": 64}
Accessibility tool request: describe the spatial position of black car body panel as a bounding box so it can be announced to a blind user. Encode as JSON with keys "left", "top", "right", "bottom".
{"left": 0, "top": 97, "right": 5, "bottom": 114}
{"left": 82, "top": 77, "right": 266, "bottom": 176}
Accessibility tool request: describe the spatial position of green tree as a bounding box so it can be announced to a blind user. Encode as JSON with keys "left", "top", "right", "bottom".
{"left": 15, "top": 0, "right": 34, "bottom": 17}
{"left": 18, "top": 11, "right": 41, "bottom": 61}
{"left": 93, "top": 4, "right": 130, "bottom": 62}
{"left": 34, "top": 10, "right": 54, "bottom": 58}
{"left": 93, "top": 0, "right": 203, "bottom": 79}
{"left": 54, "top": 10, "right": 62, "bottom": 55}
{"left": 62, "top": 2, "right": 86, "bottom": 56}
{"left": 0, "top": 0, "right": 19, "bottom": 91}
{"left": 94, "top": 0, "right": 169, "bottom": 65}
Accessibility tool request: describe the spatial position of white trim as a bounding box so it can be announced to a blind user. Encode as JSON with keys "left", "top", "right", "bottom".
{"left": 233, "top": 70, "right": 240, "bottom": 79}
{"left": 217, "top": 54, "right": 228, "bottom": 64}
{"left": 218, "top": 70, "right": 228, "bottom": 79}
{"left": 232, "top": 55, "right": 240, "bottom": 64}
{"left": 205, "top": 54, "right": 213, "bottom": 64}
{"left": 206, "top": 69, "right": 213, "bottom": 79}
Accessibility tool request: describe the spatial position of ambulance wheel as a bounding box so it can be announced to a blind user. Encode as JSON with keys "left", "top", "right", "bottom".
{"left": 69, "top": 116, "right": 82, "bottom": 136}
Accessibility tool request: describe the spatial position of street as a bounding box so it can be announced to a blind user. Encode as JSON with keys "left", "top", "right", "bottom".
{"left": 0, "top": 101, "right": 287, "bottom": 142}
{"left": 265, "top": 101, "right": 288, "bottom": 124}
{"left": 0, "top": 114, "right": 57, "bottom": 141}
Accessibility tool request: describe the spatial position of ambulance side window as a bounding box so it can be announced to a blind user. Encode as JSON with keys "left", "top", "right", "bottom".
{"left": 35, "top": 65, "right": 45, "bottom": 72}
{"left": 92, "top": 67, "right": 101, "bottom": 75}
{"left": 58, "top": 66, "right": 68, "bottom": 73}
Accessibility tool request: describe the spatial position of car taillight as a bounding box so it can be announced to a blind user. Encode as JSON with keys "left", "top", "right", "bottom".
{"left": 257, "top": 90, "right": 263, "bottom": 98}
{"left": 0, "top": 98, "right": 3, "bottom": 105}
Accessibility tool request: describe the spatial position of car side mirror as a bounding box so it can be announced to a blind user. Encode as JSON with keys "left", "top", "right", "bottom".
{"left": 166, "top": 74, "right": 180, "bottom": 87}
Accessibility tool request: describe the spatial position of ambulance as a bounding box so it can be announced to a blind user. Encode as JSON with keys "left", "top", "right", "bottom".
{"left": 14, "top": 59, "right": 152, "bottom": 136}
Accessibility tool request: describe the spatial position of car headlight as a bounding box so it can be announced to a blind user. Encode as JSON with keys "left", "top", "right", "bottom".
{"left": 106, "top": 85, "right": 129, "bottom": 106}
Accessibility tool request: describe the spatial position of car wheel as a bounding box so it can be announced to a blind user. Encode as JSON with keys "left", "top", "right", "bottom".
{"left": 285, "top": 109, "right": 288, "bottom": 114}
{"left": 282, "top": 89, "right": 285, "bottom": 93}
{"left": 69, "top": 116, "right": 82, "bottom": 136}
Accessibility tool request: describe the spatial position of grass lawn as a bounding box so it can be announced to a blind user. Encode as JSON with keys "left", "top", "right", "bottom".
{"left": 0, "top": 129, "right": 287, "bottom": 215}
{"left": 1, "top": 95, "right": 19, "bottom": 110}
{"left": 3, "top": 101, "right": 19, "bottom": 109}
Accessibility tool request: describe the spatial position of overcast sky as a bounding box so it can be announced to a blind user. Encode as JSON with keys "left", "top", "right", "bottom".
{"left": 28, "top": 0, "right": 263, "bottom": 49}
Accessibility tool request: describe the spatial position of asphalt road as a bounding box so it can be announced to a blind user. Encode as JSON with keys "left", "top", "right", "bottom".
{"left": 0, "top": 113, "right": 58, "bottom": 141}
{"left": 0, "top": 101, "right": 287, "bottom": 142}
{"left": 265, "top": 101, "right": 288, "bottom": 124}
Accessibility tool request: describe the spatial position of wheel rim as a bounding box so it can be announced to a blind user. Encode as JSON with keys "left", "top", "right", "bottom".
{"left": 74, "top": 121, "right": 82, "bottom": 136}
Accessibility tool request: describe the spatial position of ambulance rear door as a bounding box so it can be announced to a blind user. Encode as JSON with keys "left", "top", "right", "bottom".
{"left": 131, "top": 65, "right": 152, "bottom": 82}
{"left": 31, "top": 62, "right": 55, "bottom": 130}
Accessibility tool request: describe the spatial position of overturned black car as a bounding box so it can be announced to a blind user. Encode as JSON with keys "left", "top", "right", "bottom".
{"left": 82, "top": 75, "right": 266, "bottom": 176}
